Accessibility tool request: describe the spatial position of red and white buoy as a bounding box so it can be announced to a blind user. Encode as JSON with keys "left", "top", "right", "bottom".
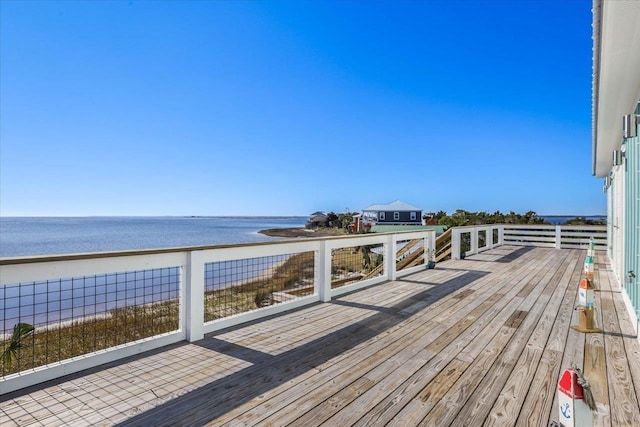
{"left": 587, "top": 238, "right": 594, "bottom": 257}
{"left": 578, "top": 277, "right": 595, "bottom": 308}
{"left": 557, "top": 367, "right": 594, "bottom": 427}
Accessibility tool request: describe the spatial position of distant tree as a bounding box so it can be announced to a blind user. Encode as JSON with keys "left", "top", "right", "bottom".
{"left": 451, "top": 209, "right": 470, "bottom": 226}
{"left": 326, "top": 212, "right": 338, "bottom": 228}
{"left": 321, "top": 211, "right": 359, "bottom": 230}
{"left": 489, "top": 210, "right": 505, "bottom": 224}
{"left": 336, "top": 212, "right": 358, "bottom": 229}
{"left": 434, "top": 210, "right": 447, "bottom": 221}
{"left": 562, "top": 216, "right": 606, "bottom": 226}
{"left": 522, "top": 210, "right": 545, "bottom": 224}
{"left": 434, "top": 209, "right": 549, "bottom": 227}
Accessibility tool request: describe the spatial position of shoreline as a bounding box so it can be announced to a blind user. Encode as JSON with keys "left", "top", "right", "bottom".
{"left": 259, "top": 227, "right": 348, "bottom": 238}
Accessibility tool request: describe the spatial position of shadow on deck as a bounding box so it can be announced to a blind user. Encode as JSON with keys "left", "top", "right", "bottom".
{"left": 119, "top": 269, "right": 490, "bottom": 426}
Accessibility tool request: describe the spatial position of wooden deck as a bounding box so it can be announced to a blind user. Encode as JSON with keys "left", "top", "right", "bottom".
{"left": 2, "top": 246, "right": 640, "bottom": 426}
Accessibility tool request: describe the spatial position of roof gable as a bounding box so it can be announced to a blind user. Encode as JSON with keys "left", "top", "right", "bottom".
{"left": 362, "top": 200, "right": 421, "bottom": 212}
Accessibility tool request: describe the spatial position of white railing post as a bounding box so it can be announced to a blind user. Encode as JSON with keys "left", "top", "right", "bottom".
{"left": 452, "top": 228, "right": 461, "bottom": 260}
{"left": 427, "top": 230, "right": 436, "bottom": 258}
{"left": 488, "top": 227, "right": 494, "bottom": 249}
{"left": 317, "top": 241, "right": 332, "bottom": 302}
{"left": 498, "top": 225, "right": 504, "bottom": 246}
{"left": 185, "top": 250, "right": 205, "bottom": 342}
{"left": 470, "top": 227, "right": 478, "bottom": 255}
{"left": 555, "top": 225, "right": 562, "bottom": 249}
{"left": 386, "top": 234, "right": 398, "bottom": 281}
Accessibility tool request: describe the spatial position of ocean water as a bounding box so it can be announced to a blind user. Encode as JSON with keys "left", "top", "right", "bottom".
{"left": 0, "top": 216, "right": 308, "bottom": 258}
{"left": 0, "top": 216, "right": 607, "bottom": 258}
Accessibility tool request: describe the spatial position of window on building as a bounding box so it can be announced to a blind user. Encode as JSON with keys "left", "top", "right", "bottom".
{"left": 379, "top": 212, "right": 385, "bottom": 220}
{"left": 410, "top": 212, "right": 417, "bottom": 220}
{"left": 394, "top": 212, "right": 400, "bottom": 220}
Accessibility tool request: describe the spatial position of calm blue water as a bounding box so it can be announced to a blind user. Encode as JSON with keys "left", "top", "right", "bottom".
{"left": 0, "top": 216, "right": 308, "bottom": 258}
{"left": 0, "top": 216, "right": 606, "bottom": 258}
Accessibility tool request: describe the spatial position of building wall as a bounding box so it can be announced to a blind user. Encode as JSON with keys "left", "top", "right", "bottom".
{"left": 623, "top": 107, "right": 639, "bottom": 330}
{"left": 376, "top": 210, "right": 422, "bottom": 224}
{"left": 609, "top": 164, "right": 625, "bottom": 287}
{"left": 609, "top": 102, "right": 640, "bottom": 333}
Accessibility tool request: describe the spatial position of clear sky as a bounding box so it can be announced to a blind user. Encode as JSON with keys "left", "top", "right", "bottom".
{"left": 0, "top": 0, "right": 602, "bottom": 217}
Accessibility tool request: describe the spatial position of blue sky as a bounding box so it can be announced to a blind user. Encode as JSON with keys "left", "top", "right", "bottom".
{"left": 0, "top": 0, "right": 602, "bottom": 217}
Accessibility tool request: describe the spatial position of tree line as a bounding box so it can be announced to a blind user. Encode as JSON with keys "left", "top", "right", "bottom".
{"left": 430, "top": 210, "right": 546, "bottom": 228}
{"left": 317, "top": 209, "right": 605, "bottom": 231}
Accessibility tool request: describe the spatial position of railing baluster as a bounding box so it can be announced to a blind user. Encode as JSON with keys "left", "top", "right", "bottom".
{"left": 452, "top": 228, "right": 461, "bottom": 260}
{"left": 317, "top": 241, "right": 331, "bottom": 303}
{"left": 471, "top": 227, "right": 478, "bottom": 255}
{"left": 386, "top": 234, "right": 397, "bottom": 281}
{"left": 185, "top": 250, "right": 204, "bottom": 342}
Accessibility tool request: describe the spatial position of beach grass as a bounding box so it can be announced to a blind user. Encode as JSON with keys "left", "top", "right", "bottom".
{"left": 1, "top": 300, "right": 180, "bottom": 377}
{"left": 204, "top": 251, "right": 315, "bottom": 321}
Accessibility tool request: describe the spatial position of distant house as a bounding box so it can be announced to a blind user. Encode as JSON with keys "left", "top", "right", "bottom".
{"left": 361, "top": 200, "right": 422, "bottom": 225}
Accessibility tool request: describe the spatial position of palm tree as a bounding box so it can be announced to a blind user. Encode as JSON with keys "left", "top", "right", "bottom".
{"left": 1, "top": 322, "right": 34, "bottom": 369}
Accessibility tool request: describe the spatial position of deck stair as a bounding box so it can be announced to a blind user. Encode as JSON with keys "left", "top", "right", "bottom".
{"left": 435, "top": 228, "right": 452, "bottom": 261}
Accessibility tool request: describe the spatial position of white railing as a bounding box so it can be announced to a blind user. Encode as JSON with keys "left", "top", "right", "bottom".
{"left": 0, "top": 229, "right": 435, "bottom": 394}
{"left": 450, "top": 224, "right": 607, "bottom": 259}
{"left": 0, "top": 224, "right": 607, "bottom": 394}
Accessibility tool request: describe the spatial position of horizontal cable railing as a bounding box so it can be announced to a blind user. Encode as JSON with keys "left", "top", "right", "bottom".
{"left": 0, "top": 230, "right": 435, "bottom": 394}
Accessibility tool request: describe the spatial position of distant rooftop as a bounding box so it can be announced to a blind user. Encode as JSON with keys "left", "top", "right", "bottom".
{"left": 363, "top": 200, "right": 421, "bottom": 212}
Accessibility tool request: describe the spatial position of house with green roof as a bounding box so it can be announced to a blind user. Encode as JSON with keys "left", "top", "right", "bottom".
{"left": 362, "top": 200, "right": 422, "bottom": 225}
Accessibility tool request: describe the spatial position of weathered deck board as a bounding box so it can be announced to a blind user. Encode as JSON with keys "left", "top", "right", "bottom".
{"left": 376, "top": 249, "right": 568, "bottom": 425}
{"left": 601, "top": 283, "right": 640, "bottom": 426}
{"left": 515, "top": 252, "right": 581, "bottom": 426}
{"left": 442, "top": 251, "right": 573, "bottom": 426}
{"left": 344, "top": 250, "right": 562, "bottom": 425}
{"left": 586, "top": 258, "right": 612, "bottom": 426}
{"left": 484, "top": 250, "right": 578, "bottom": 426}
{"left": 214, "top": 265, "right": 506, "bottom": 426}
{"left": 1, "top": 246, "right": 639, "bottom": 427}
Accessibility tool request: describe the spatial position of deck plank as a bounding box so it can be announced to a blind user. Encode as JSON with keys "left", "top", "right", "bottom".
{"left": 259, "top": 268, "right": 521, "bottom": 426}
{"left": 346, "top": 247, "right": 561, "bottom": 427}
{"left": 485, "top": 249, "right": 577, "bottom": 426}
{"left": 601, "top": 290, "right": 640, "bottom": 426}
{"left": 586, "top": 258, "right": 612, "bottom": 426}
{"left": 515, "top": 251, "right": 582, "bottom": 426}
{"left": 440, "top": 250, "right": 573, "bottom": 426}
{"left": 210, "top": 271, "right": 490, "bottom": 425}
